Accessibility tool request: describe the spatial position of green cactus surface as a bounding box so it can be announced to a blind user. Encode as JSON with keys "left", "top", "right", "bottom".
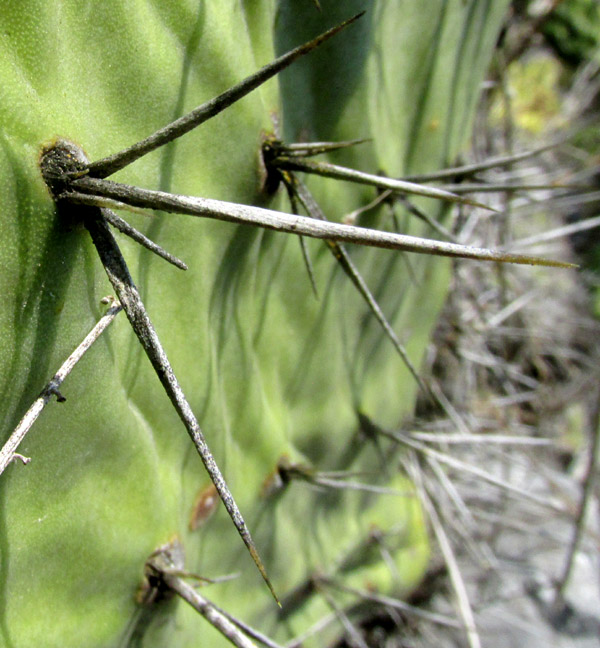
{"left": 0, "top": 1, "right": 510, "bottom": 646}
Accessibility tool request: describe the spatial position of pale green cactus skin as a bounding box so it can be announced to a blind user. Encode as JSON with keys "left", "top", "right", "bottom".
{"left": 0, "top": 2, "right": 509, "bottom": 646}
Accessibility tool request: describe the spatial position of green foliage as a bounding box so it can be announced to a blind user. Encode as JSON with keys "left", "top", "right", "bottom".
{"left": 0, "top": 1, "right": 510, "bottom": 646}
{"left": 543, "top": 0, "right": 600, "bottom": 65}
{"left": 490, "top": 54, "right": 564, "bottom": 133}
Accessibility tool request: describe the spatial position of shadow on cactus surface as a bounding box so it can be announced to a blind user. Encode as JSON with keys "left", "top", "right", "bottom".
{"left": 0, "top": 1, "right": 580, "bottom": 647}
